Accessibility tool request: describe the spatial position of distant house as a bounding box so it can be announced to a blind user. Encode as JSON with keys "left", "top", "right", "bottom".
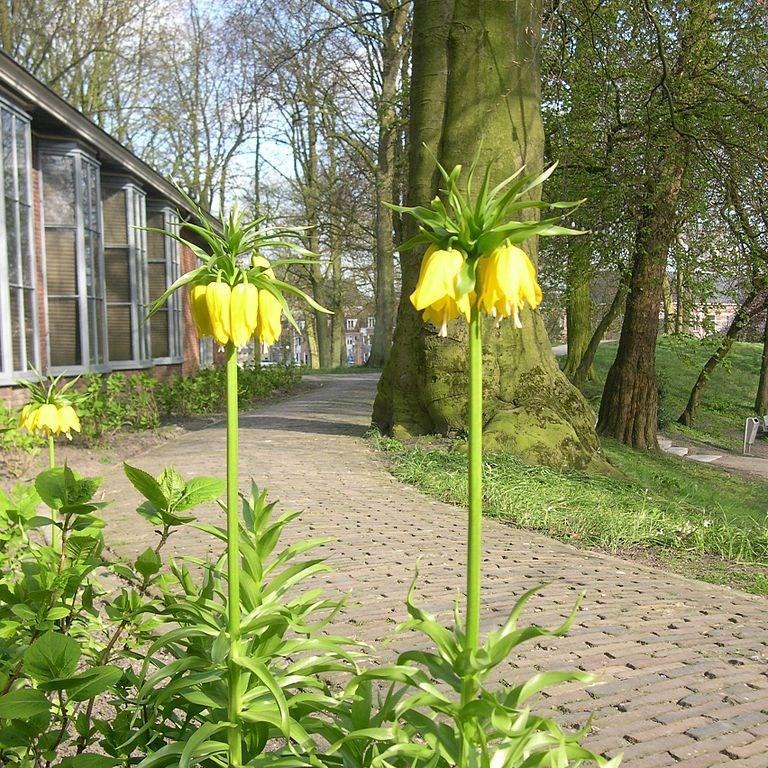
{"left": 0, "top": 52, "right": 212, "bottom": 406}
{"left": 345, "top": 314, "right": 375, "bottom": 365}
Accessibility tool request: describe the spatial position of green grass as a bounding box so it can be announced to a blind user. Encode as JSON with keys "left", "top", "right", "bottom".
{"left": 581, "top": 335, "right": 763, "bottom": 450}
{"left": 373, "top": 434, "right": 768, "bottom": 594}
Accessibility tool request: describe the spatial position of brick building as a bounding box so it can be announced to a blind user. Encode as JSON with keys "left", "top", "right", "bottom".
{"left": 0, "top": 52, "right": 211, "bottom": 406}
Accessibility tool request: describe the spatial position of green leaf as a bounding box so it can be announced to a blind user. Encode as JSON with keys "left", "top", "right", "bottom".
{"left": 59, "top": 756, "right": 121, "bottom": 768}
{"left": 123, "top": 464, "right": 167, "bottom": 508}
{"left": 0, "top": 688, "right": 51, "bottom": 719}
{"left": 179, "top": 722, "right": 229, "bottom": 768}
{"left": 41, "top": 665, "right": 123, "bottom": 701}
{"left": 234, "top": 655, "right": 290, "bottom": 733}
{"left": 175, "top": 476, "right": 225, "bottom": 511}
{"left": 24, "top": 631, "right": 81, "bottom": 682}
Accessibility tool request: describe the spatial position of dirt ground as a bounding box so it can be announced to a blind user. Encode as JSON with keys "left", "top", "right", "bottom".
{"left": 0, "top": 415, "right": 221, "bottom": 488}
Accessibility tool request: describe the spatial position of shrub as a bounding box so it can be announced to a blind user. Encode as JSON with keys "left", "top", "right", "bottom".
{"left": 77, "top": 372, "right": 160, "bottom": 440}
{"left": 157, "top": 363, "right": 301, "bottom": 417}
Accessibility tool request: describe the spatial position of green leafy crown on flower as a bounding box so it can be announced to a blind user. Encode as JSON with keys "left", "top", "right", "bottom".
{"left": 147, "top": 185, "right": 330, "bottom": 332}
{"left": 391, "top": 155, "right": 585, "bottom": 296}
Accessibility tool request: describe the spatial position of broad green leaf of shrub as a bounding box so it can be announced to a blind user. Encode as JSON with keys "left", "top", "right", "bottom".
{"left": 24, "top": 630, "right": 81, "bottom": 682}
{"left": 35, "top": 466, "right": 101, "bottom": 511}
{"left": 0, "top": 688, "right": 51, "bottom": 719}
{"left": 124, "top": 464, "right": 167, "bottom": 508}
{"left": 40, "top": 665, "right": 123, "bottom": 701}
{"left": 59, "top": 756, "right": 122, "bottom": 768}
{"left": 176, "top": 476, "right": 225, "bottom": 511}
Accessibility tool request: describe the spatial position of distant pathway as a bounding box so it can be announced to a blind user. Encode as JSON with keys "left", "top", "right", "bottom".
{"left": 101, "top": 373, "right": 768, "bottom": 767}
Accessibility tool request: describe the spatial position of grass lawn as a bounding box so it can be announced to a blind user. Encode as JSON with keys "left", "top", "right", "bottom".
{"left": 373, "top": 430, "right": 768, "bottom": 596}
{"left": 581, "top": 335, "right": 763, "bottom": 450}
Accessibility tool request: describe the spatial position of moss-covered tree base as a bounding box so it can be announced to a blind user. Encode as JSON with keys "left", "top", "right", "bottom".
{"left": 374, "top": 308, "right": 604, "bottom": 471}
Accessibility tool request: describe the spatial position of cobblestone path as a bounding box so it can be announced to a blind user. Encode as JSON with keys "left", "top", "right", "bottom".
{"left": 102, "top": 373, "right": 768, "bottom": 767}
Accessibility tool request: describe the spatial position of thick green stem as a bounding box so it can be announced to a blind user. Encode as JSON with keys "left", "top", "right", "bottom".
{"left": 463, "top": 308, "right": 483, "bottom": 698}
{"left": 48, "top": 435, "right": 57, "bottom": 547}
{"left": 225, "top": 344, "right": 242, "bottom": 766}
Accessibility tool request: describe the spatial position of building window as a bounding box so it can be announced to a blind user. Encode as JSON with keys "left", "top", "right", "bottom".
{"left": 0, "top": 101, "right": 36, "bottom": 379}
{"left": 40, "top": 143, "right": 106, "bottom": 370}
{"left": 102, "top": 177, "right": 150, "bottom": 366}
{"left": 367, "top": 316, "right": 375, "bottom": 328}
{"left": 147, "top": 204, "right": 182, "bottom": 361}
{"left": 346, "top": 318, "right": 355, "bottom": 330}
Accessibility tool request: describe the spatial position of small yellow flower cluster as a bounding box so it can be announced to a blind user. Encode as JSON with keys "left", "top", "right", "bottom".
{"left": 20, "top": 402, "right": 81, "bottom": 437}
{"left": 189, "top": 257, "right": 283, "bottom": 349}
{"left": 410, "top": 243, "right": 542, "bottom": 336}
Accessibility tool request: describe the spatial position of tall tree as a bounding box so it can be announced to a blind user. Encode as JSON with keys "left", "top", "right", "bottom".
{"left": 373, "top": 0, "right": 602, "bottom": 469}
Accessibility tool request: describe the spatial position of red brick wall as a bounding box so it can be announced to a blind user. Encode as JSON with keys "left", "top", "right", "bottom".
{"left": 180, "top": 243, "right": 201, "bottom": 377}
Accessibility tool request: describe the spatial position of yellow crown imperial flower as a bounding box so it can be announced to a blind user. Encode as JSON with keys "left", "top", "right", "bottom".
{"left": 35, "top": 403, "right": 61, "bottom": 436}
{"left": 230, "top": 282, "right": 259, "bottom": 348}
{"left": 205, "top": 281, "right": 233, "bottom": 346}
{"left": 57, "top": 404, "right": 81, "bottom": 437}
{"left": 477, "top": 243, "right": 542, "bottom": 327}
{"left": 256, "top": 290, "right": 283, "bottom": 346}
{"left": 190, "top": 283, "right": 213, "bottom": 338}
{"left": 410, "top": 245, "right": 471, "bottom": 336}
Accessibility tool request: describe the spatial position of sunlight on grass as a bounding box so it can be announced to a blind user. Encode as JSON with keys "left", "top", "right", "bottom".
{"left": 582, "top": 336, "right": 763, "bottom": 450}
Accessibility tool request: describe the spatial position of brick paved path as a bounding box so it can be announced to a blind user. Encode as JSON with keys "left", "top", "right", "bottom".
{"left": 102, "top": 373, "right": 768, "bottom": 767}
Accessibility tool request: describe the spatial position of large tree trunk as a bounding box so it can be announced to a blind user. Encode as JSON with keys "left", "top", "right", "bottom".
{"left": 678, "top": 289, "right": 763, "bottom": 426}
{"left": 368, "top": 0, "right": 409, "bottom": 368}
{"left": 596, "top": 137, "right": 689, "bottom": 449}
{"left": 571, "top": 277, "right": 628, "bottom": 390}
{"left": 372, "top": 0, "right": 602, "bottom": 470}
{"left": 563, "top": 251, "right": 593, "bottom": 381}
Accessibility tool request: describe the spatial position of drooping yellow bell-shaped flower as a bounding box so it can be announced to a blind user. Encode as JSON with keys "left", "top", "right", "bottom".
{"left": 410, "top": 245, "right": 470, "bottom": 336}
{"left": 477, "top": 243, "right": 542, "bottom": 327}
{"left": 205, "top": 282, "right": 232, "bottom": 346}
{"left": 190, "top": 283, "right": 213, "bottom": 338}
{"left": 57, "top": 404, "right": 81, "bottom": 437}
{"left": 256, "top": 290, "right": 282, "bottom": 346}
{"left": 19, "top": 403, "right": 39, "bottom": 433}
{"left": 229, "top": 282, "right": 259, "bottom": 348}
{"left": 35, "top": 403, "right": 60, "bottom": 435}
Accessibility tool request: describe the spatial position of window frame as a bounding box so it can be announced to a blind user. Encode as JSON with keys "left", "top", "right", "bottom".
{"left": 0, "top": 98, "right": 38, "bottom": 385}
{"left": 146, "top": 202, "right": 183, "bottom": 365}
{"left": 38, "top": 141, "right": 108, "bottom": 377}
{"left": 101, "top": 175, "right": 152, "bottom": 370}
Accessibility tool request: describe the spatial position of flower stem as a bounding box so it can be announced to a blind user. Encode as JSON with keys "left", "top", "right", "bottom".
{"left": 465, "top": 307, "right": 483, "bottom": 680}
{"left": 225, "top": 343, "right": 242, "bottom": 767}
{"left": 48, "top": 434, "right": 57, "bottom": 547}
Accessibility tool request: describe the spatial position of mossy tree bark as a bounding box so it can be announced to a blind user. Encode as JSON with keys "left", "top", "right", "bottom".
{"left": 571, "top": 277, "right": 628, "bottom": 391}
{"left": 368, "top": 0, "right": 409, "bottom": 368}
{"left": 373, "top": 0, "right": 603, "bottom": 470}
{"left": 596, "top": 137, "right": 689, "bottom": 449}
{"left": 563, "top": 250, "right": 593, "bottom": 382}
